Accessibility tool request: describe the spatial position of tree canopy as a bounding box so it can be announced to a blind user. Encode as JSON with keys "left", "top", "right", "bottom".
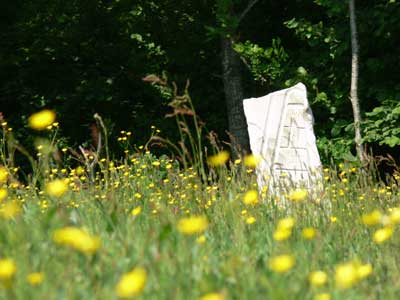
{"left": 1, "top": 0, "right": 399, "bottom": 163}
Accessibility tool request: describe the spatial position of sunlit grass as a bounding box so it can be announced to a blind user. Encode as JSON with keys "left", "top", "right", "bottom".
{"left": 1, "top": 112, "right": 400, "bottom": 299}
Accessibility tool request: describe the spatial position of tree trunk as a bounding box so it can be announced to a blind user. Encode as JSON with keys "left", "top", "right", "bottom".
{"left": 349, "top": 0, "right": 366, "bottom": 163}
{"left": 221, "top": 37, "right": 250, "bottom": 155}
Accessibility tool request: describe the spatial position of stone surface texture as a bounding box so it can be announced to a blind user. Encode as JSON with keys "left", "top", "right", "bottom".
{"left": 243, "top": 83, "right": 322, "bottom": 192}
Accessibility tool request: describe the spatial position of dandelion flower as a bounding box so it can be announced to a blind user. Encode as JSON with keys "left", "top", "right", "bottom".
{"left": 0, "top": 202, "right": 21, "bottom": 219}
{"left": 246, "top": 216, "right": 256, "bottom": 224}
{"left": 389, "top": 207, "right": 400, "bottom": 224}
{"left": 27, "top": 272, "right": 44, "bottom": 286}
{"left": 0, "top": 188, "right": 7, "bottom": 201}
{"left": 314, "top": 293, "right": 331, "bottom": 300}
{"left": 357, "top": 263, "right": 373, "bottom": 279}
{"left": 335, "top": 261, "right": 372, "bottom": 289}
{"left": 28, "top": 109, "right": 56, "bottom": 130}
{"left": 0, "top": 259, "right": 16, "bottom": 281}
{"left": 177, "top": 216, "right": 208, "bottom": 235}
{"left": 269, "top": 255, "right": 295, "bottom": 273}
{"left": 200, "top": 292, "right": 226, "bottom": 300}
{"left": 243, "top": 190, "right": 259, "bottom": 205}
{"left": 207, "top": 151, "right": 230, "bottom": 166}
{"left": 373, "top": 227, "right": 393, "bottom": 244}
{"left": 335, "top": 263, "right": 358, "bottom": 289}
{"left": 0, "top": 166, "right": 8, "bottom": 183}
{"left": 273, "top": 228, "right": 291, "bottom": 241}
{"left": 302, "top": 227, "right": 317, "bottom": 240}
{"left": 309, "top": 271, "right": 328, "bottom": 286}
{"left": 115, "top": 267, "right": 147, "bottom": 298}
{"left": 277, "top": 217, "right": 295, "bottom": 230}
{"left": 287, "top": 189, "right": 307, "bottom": 202}
{"left": 53, "top": 227, "right": 100, "bottom": 254}
{"left": 362, "top": 210, "right": 382, "bottom": 226}
{"left": 196, "top": 235, "right": 206, "bottom": 244}
{"left": 46, "top": 179, "right": 68, "bottom": 197}
{"left": 131, "top": 206, "right": 142, "bottom": 216}
{"left": 243, "top": 154, "right": 261, "bottom": 168}
{"left": 75, "top": 166, "right": 85, "bottom": 175}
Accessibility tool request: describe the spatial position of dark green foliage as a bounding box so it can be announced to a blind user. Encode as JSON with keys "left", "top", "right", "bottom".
{"left": 1, "top": 0, "right": 399, "bottom": 163}
{"left": 364, "top": 100, "right": 400, "bottom": 147}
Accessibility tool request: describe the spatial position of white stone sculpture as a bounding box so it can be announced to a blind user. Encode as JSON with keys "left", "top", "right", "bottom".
{"left": 243, "top": 83, "right": 322, "bottom": 194}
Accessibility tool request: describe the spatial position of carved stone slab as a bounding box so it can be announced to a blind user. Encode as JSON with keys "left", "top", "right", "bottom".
{"left": 243, "top": 83, "right": 322, "bottom": 192}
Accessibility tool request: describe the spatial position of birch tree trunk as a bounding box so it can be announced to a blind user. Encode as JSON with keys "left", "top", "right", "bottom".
{"left": 349, "top": 0, "right": 366, "bottom": 163}
{"left": 221, "top": 36, "right": 250, "bottom": 154}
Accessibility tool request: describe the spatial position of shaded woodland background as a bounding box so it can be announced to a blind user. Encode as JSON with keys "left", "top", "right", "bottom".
{"left": 1, "top": 0, "right": 399, "bottom": 163}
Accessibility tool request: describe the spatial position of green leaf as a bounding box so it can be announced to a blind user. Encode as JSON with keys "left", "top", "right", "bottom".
{"left": 130, "top": 33, "right": 143, "bottom": 42}
{"left": 392, "top": 106, "right": 400, "bottom": 114}
{"left": 342, "top": 152, "right": 358, "bottom": 162}
{"left": 331, "top": 125, "right": 342, "bottom": 136}
{"left": 384, "top": 136, "right": 400, "bottom": 147}
{"left": 344, "top": 123, "right": 354, "bottom": 132}
{"left": 316, "top": 92, "right": 328, "bottom": 102}
{"left": 297, "top": 66, "right": 308, "bottom": 76}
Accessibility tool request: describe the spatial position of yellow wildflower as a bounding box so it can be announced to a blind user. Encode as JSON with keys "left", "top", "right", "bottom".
{"left": 115, "top": 267, "right": 147, "bottom": 298}
{"left": 243, "top": 154, "right": 261, "bottom": 168}
{"left": 27, "top": 272, "right": 44, "bottom": 286}
{"left": 269, "top": 255, "right": 295, "bottom": 273}
{"left": 75, "top": 166, "right": 85, "bottom": 175}
{"left": 0, "top": 259, "right": 16, "bottom": 280}
{"left": 196, "top": 235, "right": 206, "bottom": 244}
{"left": 330, "top": 216, "right": 337, "bottom": 223}
{"left": 177, "top": 216, "right": 208, "bottom": 235}
{"left": 234, "top": 159, "right": 241, "bottom": 165}
{"left": 273, "top": 228, "right": 291, "bottom": 241}
{"left": 335, "top": 261, "right": 373, "bottom": 289}
{"left": 362, "top": 210, "right": 382, "bottom": 226}
{"left": 53, "top": 227, "right": 100, "bottom": 254}
{"left": 302, "top": 227, "right": 317, "bottom": 240}
{"left": 335, "top": 262, "right": 358, "bottom": 289}
{"left": 131, "top": 206, "right": 142, "bottom": 216}
{"left": 277, "top": 217, "right": 295, "bottom": 230}
{"left": 287, "top": 189, "right": 307, "bottom": 202}
{"left": 200, "top": 292, "right": 226, "bottom": 300}
{"left": 243, "top": 190, "right": 259, "bottom": 205}
{"left": 46, "top": 179, "right": 68, "bottom": 197}
{"left": 246, "top": 216, "right": 256, "bottom": 224}
{"left": 309, "top": 270, "right": 328, "bottom": 286}
{"left": 314, "top": 293, "right": 331, "bottom": 300}
{"left": 0, "top": 188, "right": 7, "bottom": 201}
{"left": 373, "top": 227, "right": 393, "bottom": 244}
{"left": 0, "top": 202, "right": 21, "bottom": 219}
{"left": 28, "top": 109, "right": 56, "bottom": 130}
{"left": 207, "top": 151, "right": 230, "bottom": 166}
{"left": 357, "top": 263, "right": 373, "bottom": 279}
{"left": 389, "top": 207, "right": 400, "bottom": 224}
{"left": 0, "top": 166, "right": 8, "bottom": 183}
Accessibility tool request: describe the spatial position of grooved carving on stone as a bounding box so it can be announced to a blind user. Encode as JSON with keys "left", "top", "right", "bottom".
{"left": 243, "top": 83, "right": 322, "bottom": 192}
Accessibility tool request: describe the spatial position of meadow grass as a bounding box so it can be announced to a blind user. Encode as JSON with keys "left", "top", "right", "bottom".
{"left": 1, "top": 116, "right": 400, "bottom": 300}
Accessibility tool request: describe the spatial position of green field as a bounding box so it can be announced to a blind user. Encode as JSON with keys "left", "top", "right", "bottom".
{"left": 1, "top": 117, "right": 400, "bottom": 300}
